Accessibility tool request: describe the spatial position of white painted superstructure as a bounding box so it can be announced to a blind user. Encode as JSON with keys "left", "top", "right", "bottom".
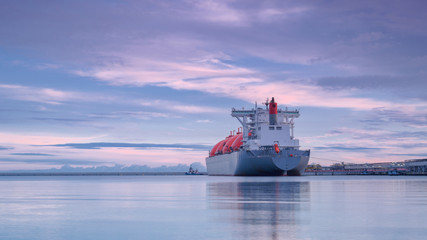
{"left": 232, "top": 103, "right": 300, "bottom": 150}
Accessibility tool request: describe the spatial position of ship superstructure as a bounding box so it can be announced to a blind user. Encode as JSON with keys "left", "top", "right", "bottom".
{"left": 205, "top": 97, "right": 310, "bottom": 176}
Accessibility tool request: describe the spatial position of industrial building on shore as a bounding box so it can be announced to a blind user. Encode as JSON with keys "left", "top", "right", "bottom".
{"left": 306, "top": 158, "right": 427, "bottom": 175}
{"left": 404, "top": 159, "right": 427, "bottom": 174}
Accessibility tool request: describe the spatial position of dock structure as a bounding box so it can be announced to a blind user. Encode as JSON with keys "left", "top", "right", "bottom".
{"left": 405, "top": 159, "right": 427, "bottom": 174}
{"left": 305, "top": 158, "right": 427, "bottom": 176}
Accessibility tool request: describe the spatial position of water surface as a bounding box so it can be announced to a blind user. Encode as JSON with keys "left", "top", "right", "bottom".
{"left": 0, "top": 175, "right": 426, "bottom": 239}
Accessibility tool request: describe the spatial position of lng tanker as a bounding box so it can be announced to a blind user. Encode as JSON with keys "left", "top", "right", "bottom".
{"left": 205, "top": 97, "right": 310, "bottom": 176}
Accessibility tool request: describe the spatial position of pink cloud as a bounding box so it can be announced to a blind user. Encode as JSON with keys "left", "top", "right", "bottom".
{"left": 76, "top": 57, "right": 427, "bottom": 111}
{"left": 191, "top": 0, "right": 247, "bottom": 26}
{"left": 137, "top": 99, "right": 226, "bottom": 114}
{"left": 304, "top": 126, "right": 427, "bottom": 165}
{"left": 0, "top": 131, "right": 208, "bottom": 170}
{"left": 0, "top": 83, "right": 224, "bottom": 114}
{"left": 190, "top": 1, "right": 311, "bottom": 26}
{"left": 0, "top": 132, "right": 101, "bottom": 145}
{"left": 0, "top": 84, "right": 113, "bottom": 105}
{"left": 96, "top": 147, "right": 206, "bottom": 166}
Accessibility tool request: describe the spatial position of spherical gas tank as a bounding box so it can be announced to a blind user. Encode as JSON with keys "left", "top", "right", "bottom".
{"left": 216, "top": 137, "right": 230, "bottom": 155}
{"left": 222, "top": 134, "right": 239, "bottom": 153}
{"left": 230, "top": 133, "right": 243, "bottom": 151}
{"left": 209, "top": 140, "right": 224, "bottom": 157}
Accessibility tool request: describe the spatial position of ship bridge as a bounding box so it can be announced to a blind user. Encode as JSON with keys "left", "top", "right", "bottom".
{"left": 231, "top": 100, "right": 300, "bottom": 148}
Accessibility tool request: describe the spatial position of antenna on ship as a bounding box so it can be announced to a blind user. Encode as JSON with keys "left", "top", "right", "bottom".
{"left": 263, "top": 98, "right": 269, "bottom": 110}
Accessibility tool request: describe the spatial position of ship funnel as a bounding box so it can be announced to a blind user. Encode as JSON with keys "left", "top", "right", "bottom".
{"left": 269, "top": 97, "right": 278, "bottom": 125}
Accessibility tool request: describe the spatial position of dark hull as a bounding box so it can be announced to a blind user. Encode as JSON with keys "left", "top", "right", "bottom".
{"left": 206, "top": 149, "right": 310, "bottom": 176}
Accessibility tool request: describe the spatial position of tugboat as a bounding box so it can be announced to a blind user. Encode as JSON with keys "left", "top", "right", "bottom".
{"left": 185, "top": 165, "right": 202, "bottom": 175}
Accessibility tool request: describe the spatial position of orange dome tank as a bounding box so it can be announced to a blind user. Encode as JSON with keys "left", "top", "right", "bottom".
{"left": 210, "top": 140, "right": 224, "bottom": 157}
{"left": 230, "top": 133, "right": 243, "bottom": 151}
{"left": 215, "top": 137, "right": 230, "bottom": 155}
{"left": 222, "top": 134, "right": 240, "bottom": 153}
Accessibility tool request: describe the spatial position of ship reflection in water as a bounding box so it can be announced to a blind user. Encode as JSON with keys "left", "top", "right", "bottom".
{"left": 207, "top": 180, "right": 310, "bottom": 240}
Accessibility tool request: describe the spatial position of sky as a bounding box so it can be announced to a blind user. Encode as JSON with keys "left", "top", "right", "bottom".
{"left": 1, "top": 0, "right": 427, "bottom": 171}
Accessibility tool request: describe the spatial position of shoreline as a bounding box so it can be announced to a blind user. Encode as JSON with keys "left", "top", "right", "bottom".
{"left": 0, "top": 172, "right": 426, "bottom": 176}
{"left": 0, "top": 172, "right": 208, "bottom": 176}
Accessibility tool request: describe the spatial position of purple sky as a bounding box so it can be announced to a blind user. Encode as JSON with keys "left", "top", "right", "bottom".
{"left": 1, "top": 0, "right": 427, "bottom": 170}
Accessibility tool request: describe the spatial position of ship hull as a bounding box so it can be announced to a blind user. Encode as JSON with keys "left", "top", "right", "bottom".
{"left": 206, "top": 149, "right": 310, "bottom": 176}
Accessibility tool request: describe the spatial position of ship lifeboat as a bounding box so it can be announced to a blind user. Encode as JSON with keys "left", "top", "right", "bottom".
{"left": 274, "top": 143, "right": 280, "bottom": 153}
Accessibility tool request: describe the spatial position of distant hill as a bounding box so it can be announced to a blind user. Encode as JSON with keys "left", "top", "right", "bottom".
{"left": 2, "top": 162, "right": 207, "bottom": 173}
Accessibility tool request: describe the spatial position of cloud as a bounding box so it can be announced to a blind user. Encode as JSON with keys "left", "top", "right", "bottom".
{"left": 0, "top": 162, "right": 207, "bottom": 173}
{"left": 196, "top": 119, "right": 212, "bottom": 123}
{"left": 10, "top": 153, "right": 55, "bottom": 156}
{"left": 0, "top": 84, "right": 112, "bottom": 105}
{"left": 0, "top": 84, "right": 225, "bottom": 115}
{"left": 314, "top": 146, "right": 383, "bottom": 152}
{"left": 137, "top": 99, "right": 226, "bottom": 114}
{"left": 1, "top": 140, "right": 210, "bottom": 171}
{"left": 30, "top": 117, "right": 90, "bottom": 123}
{"left": 316, "top": 75, "right": 427, "bottom": 101}
{"left": 169, "top": 104, "right": 224, "bottom": 114}
{"left": 46, "top": 142, "right": 211, "bottom": 150}
{"left": 397, "top": 143, "right": 427, "bottom": 149}
{"left": 34, "top": 63, "right": 62, "bottom": 70}
{"left": 2, "top": 1, "right": 427, "bottom": 112}
{"left": 256, "top": 6, "right": 310, "bottom": 22}
{"left": 0, "top": 158, "right": 108, "bottom": 165}
{"left": 2, "top": 0, "right": 426, "bottom": 70}
{"left": 0, "top": 132, "right": 102, "bottom": 145}
{"left": 352, "top": 32, "right": 386, "bottom": 43}
{"left": 191, "top": 0, "right": 247, "bottom": 25}
{"left": 304, "top": 126, "right": 427, "bottom": 163}
{"left": 76, "top": 55, "right": 427, "bottom": 111}
{"left": 361, "top": 108, "right": 427, "bottom": 128}
{"left": 0, "top": 146, "right": 13, "bottom": 150}
{"left": 317, "top": 127, "right": 427, "bottom": 144}
{"left": 389, "top": 153, "right": 427, "bottom": 157}
{"left": 74, "top": 55, "right": 257, "bottom": 87}
{"left": 188, "top": 0, "right": 310, "bottom": 26}
{"left": 86, "top": 111, "right": 172, "bottom": 120}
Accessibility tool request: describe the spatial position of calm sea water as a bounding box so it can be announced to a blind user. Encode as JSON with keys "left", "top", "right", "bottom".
{"left": 0, "top": 175, "right": 426, "bottom": 240}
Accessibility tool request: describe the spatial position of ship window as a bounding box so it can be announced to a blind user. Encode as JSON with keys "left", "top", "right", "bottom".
{"left": 258, "top": 127, "right": 261, "bottom": 130}
{"left": 277, "top": 126, "right": 282, "bottom": 130}
{"left": 269, "top": 126, "right": 274, "bottom": 130}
